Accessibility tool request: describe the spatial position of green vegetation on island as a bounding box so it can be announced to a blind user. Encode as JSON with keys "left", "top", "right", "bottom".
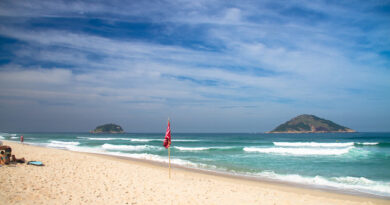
{"left": 268, "top": 114, "right": 355, "bottom": 133}
{"left": 91, "top": 123, "right": 124, "bottom": 134}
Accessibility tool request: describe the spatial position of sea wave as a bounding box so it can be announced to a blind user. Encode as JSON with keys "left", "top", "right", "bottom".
{"left": 252, "top": 171, "right": 390, "bottom": 197}
{"left": 128, "top": 138, "right": 200, "bottom": 142}
{"left": 106, "top": 152, "right": 217, "bottom": 169}
{"left": 47, "top": 140, "right": 81, "bottom": 149}
{"left": 26, "top": 142, "right": 51, "bottom": 147}
{"left": 273, "top": 142, "right": 383, "bottom": 147}
{"left": 175, "top": 146, "right": 210, "bottom": 151}
{"left": 0, "top": 134, "right": 19, "bottom": 140}
{"left": 273, "top": 142, "right": 354, "bottom": 147}
{"left": 49, "top": 140, "right": 80, "bottom": 145}
{"left": 173, "top": 139, "right": 201, "bottom": 142}
{"left": 175, "top": 146, "right": 234, "bottom": 151}
{"left": 355, "top": 142, "right": 379, "bottom": 146}
{"left": 0, "top": 133, "right": 17, "bottom": 138}
{"left": 87, "top": 137, "right": 118, "bottom": 140}
{"left": 243, "top": 147, "right": 353, "bottom": 156}
{"left": 78, "top": 137, "right": 132, "bottom": 141}
{"left": 101, "top": 143, "right": 162, "bottom": 151}
{"left": 130, "top": 138, "right": 163, "bottom": 142}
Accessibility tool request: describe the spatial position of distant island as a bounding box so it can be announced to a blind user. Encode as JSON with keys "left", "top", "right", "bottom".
{"left": 90, "top": 123, "right": 124, "bottom": 134}
{"left": 268, "top": 114, "right": 355, "bottom": 133}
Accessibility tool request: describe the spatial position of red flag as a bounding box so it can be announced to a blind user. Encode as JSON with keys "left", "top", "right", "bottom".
{"left": 163, "top": 120, "right": 171, "bottom": 148}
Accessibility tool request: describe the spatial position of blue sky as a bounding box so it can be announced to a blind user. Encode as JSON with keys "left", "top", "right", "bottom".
{"left": 0, "top": 0, "right": 389, "bottom": 132}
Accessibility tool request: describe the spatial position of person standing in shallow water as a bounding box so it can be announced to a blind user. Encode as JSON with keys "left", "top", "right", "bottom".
{"left": 20, "top": 135, "right": 24, "bottom": 144}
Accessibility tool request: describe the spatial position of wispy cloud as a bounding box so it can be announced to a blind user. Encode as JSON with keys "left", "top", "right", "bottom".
{"left": 0, "top": 0, "right": 389, "bottom": 132}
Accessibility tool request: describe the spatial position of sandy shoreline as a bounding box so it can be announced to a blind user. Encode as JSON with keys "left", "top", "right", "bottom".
{"left": 1, "top": 141, "right": 389, "bottom": 204}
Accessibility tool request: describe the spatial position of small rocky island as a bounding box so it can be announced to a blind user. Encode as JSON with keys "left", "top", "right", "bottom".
{"left": 268, "top": 114, "right": 355, "bottom": 133}
{"left": 91, "top": 123, "right": 124, "bottom": 134}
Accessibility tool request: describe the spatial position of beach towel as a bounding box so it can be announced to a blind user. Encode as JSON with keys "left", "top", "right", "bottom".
{"left": 27, "top": 161, "right": 44, "bottom": 166}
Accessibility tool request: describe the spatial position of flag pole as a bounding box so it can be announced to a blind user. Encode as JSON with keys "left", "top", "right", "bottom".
{"left": 168, "top": 117, "right": 171, "bottom": 179}
{"left": 164, "top": 117, "right": 172, "bottom": 179}
{"left": 168, "top": 145, "right": 171, "bottom": 179}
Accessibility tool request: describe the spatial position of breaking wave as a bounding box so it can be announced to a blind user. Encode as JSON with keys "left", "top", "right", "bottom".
{"left": 130, "top": 138, "right": 163, "bottom": 142}
{"left": 47, "top": 140, "right": 81, "bottom": 149}
{"left": 106, "top": 152, "right": 217, "bottom": 169}
{"left": 274, "top": 142, "right": 382, "bottom": 147}
{"left": 175, "top": 146, "right": 210, "bottom": 151}
{"left": 356, "top": 142, "right": 379, "bottom": 146}
{"left": 49, "top": 140, "right": 80, "bottom": 146}
{"left": 273, "top": 142, "right": 354, "bottom": 147}
{"left": 175, "top": 146, "right": 234, "bottom": 151}
{"left": 101, "top": 143, "right": 162, "bottom": 151}
{"left": 252, "top": 171, "right": 390, "bottom": 197}
{"left": 243, "top": 147, "right": 354, "bottom": 156}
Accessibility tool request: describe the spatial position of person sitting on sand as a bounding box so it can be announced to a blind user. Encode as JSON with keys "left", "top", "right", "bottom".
{"left": 0, "top": 151, "right": 5, "bottom": 165}
{"left": 0, "top": 145, "right": 12, "bottom": 165}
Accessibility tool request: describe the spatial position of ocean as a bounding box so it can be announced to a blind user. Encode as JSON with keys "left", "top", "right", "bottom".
{"left": 1, "top": 132, "right": 390, "bottom": 198}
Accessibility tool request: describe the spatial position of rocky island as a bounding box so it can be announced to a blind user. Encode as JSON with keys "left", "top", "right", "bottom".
{"left": 90, "top": 123, "right": 124, "bottom": 134}
{"left": 268, "top": 114, "right": 355, "bottom": 133}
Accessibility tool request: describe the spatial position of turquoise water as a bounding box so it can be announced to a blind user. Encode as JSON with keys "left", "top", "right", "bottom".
{"left": 1, "top": 132, "right": 390, "bottom": 197}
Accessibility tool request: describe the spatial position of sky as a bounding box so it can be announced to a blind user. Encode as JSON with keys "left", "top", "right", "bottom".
{"left": 0, "top": 0, "right": 389, "bottom": 132}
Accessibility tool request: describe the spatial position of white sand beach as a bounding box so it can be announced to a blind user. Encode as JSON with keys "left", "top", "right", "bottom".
{"left": 0, "top": 141, "right": 388, "bottom": 205}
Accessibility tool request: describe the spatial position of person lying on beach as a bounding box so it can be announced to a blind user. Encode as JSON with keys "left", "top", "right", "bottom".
{"left": 11, "top": 155, "right": 25, "bottom": 163}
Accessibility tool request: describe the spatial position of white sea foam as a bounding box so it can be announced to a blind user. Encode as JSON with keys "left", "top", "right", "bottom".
{"left": 252, "top": 171, "right": 390, "bottom": 197}
{"left": 31, "top": 143, "right": 213, "bottom": 169}
{"left": 0, "top": 134, "right": 18, "bottom": 139}
{"left": 130, "top": 139, "right": 200, "bottom": 142}
{"left": 33, "top": 141, "right": 104, "bottom": 154}
{"left": 243, "top": 147, "right": 353, "bottom": 156}
{"left": 128, "top": 138, "right": 200, "bottom": 142}
{"left": 47, "top": 140, "right": 80, "bottom": 149}
{"left": 273, "top": 142, "right": 354, "bottom": 147}
{"left": 175, "top": 146, "right": 209, "bottom": 151}
{"left": 101, "top": 143, "right": 161, "bottom": 151}
{"left": 68, "top": 146, "right": 105, "bottom": 153}
{"left": 49, "top": 140, "right": 80, "bottom": 145}
{"left": 106, "top": 152, "right": 216, "bottom": 169}
{"left": 175, "top": 146, "right": 233, "bottom": 151}
{"left": 26, "top": 142, "right": 50, "bottom": 147}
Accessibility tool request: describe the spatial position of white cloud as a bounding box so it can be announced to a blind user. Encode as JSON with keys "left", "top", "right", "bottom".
{"left": 0, "top": 67, "right": 72, "bottom": 85}
{"left": 0, "top": 0, "right": 389, "bottom": 131}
